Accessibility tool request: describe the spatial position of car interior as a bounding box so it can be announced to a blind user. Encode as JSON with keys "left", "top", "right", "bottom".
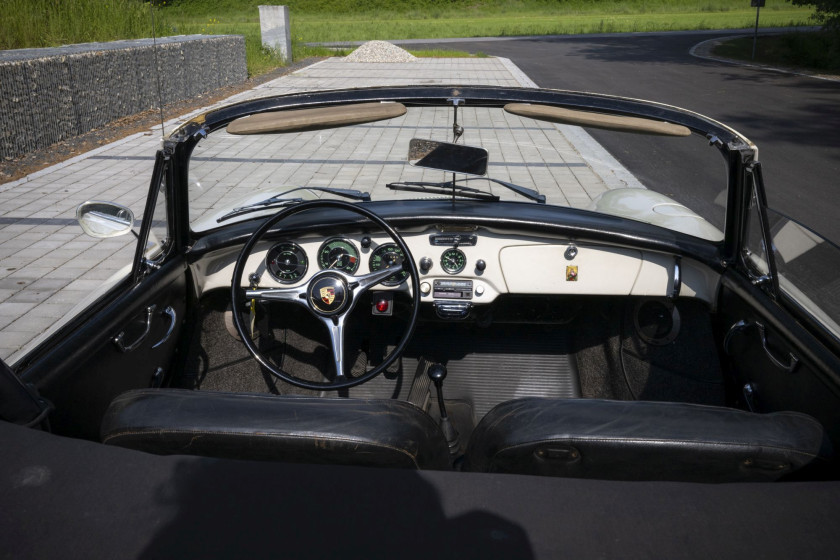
{"left": 7, "top": 89, "right": 840, "bottom": 488}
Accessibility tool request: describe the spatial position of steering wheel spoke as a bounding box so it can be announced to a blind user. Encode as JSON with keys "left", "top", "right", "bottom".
{"left": 351, "top": 263, "right": 403, "bottom": 293}
{"left": 320, "top": 315, "right": 347, "bottom": 378}
{"left": 245, "top": 286, "right": 307, "bottom": 305}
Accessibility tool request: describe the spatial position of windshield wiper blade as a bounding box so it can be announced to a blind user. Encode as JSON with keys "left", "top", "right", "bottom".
{"left": 263, "top": 186, "right": 371, "bottom": 204}
{"left": 217, "top": 198, "right": 303, "bottom": 223}
{"left": 388, "top": 178, "right": 545, "bottom": 204}
{"left": 457, "top": 177, "right": 546, "bottom": 204}
{"left": 386, "top": 181, "right": 500, "bottom": 201}
{"left": 216, "top": 187, "right": 371, "bottom": 223}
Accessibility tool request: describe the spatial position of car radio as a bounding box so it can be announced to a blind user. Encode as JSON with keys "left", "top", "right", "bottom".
{"left": 433, "top": 279, "right": 473, "bottom": 299}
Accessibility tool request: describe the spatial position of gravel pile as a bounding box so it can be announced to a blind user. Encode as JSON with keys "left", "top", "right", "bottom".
{"left": 344, "top": 41, "right": 416, "bottom": 63}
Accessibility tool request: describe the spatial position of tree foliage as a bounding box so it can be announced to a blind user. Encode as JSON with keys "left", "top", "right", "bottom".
{"left": 789, "top": 0, "right": 840, "bottom": 32}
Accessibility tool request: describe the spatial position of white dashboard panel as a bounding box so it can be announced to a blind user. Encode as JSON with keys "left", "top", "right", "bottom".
{"left": 192, "top": 226, "right": 719, "bottom": 305}
{"left": 499, "top": 244, "right": 642, "bottom": 295}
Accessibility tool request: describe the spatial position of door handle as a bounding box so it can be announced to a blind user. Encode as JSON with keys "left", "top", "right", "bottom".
{"left": 724, "top": 319, "right": 800, "bottom": 373}
{"left": 152, "top": 306, "right": 177, "bottom": 349}
{"left": 113, "top": 305, "right": 156, "bottom": 353}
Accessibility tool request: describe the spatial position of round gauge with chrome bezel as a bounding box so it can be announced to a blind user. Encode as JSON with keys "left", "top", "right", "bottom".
{"left": 317, "top": 237, "right": 360, "bottom": 273}
{"left": 440, "top": 248, "right": 467, "bottom": 274}
{"left": 369, "top": 243, "right": 408, "bottom": 286}
{"left": 266, "top": 242, "right": 308, "bottom": 284}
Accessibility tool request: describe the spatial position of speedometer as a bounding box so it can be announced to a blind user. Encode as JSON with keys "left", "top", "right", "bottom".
{"left": 266, "top": 242, "right": 308, "bottom": 284}
{"left": 369, "top": 243, "right": 408, "bottom": 286}
{"left": 317, "top": 237, "right": 360, "bottom": 273}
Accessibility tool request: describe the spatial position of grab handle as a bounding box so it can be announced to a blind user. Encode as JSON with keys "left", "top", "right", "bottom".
{"left": 724, "top": 319, "right": 799, "bottom": 373}
{"left": 113, "top": 305, "right": 156, "bottom": 353}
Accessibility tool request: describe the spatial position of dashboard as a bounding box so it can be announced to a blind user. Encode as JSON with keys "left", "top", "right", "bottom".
{"left": 192, "top": 224, "right": 720, "bottom": 308}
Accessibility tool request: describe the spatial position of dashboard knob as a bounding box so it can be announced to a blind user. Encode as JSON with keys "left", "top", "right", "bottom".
{"left": 475, "top": 285, "right": 485, "bottom": 297}
{"left": 360, "top": 236, "right": 372, "bottom": 249}
{"left": 420, "top": 257, "right": 433, "bottom": 272}
{"left": 475, "top": 259, "right": 486, "bottom": 272}
{"left": 420, "top": 282, "right": 431, "bottom": 296}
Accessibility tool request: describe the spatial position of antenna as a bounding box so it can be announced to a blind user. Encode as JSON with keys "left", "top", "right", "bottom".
{"left": 149, "top": 3, "right": 166, "bottom": 141}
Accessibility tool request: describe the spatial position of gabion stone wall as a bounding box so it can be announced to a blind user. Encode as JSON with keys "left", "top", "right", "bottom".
{"left": 0, "top": 35, "right": 247, "bottom": 159}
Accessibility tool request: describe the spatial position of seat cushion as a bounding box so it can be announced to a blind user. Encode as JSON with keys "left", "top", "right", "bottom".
{"left": 465, "top": 398, "right": 832, "bottom": 482}
{"left": 102, "top": 389, "right": 451, "bottom": 470}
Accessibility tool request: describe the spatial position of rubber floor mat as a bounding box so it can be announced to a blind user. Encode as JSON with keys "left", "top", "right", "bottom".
{"left": 347, "top": 323, "right": 580, "bottom": 420}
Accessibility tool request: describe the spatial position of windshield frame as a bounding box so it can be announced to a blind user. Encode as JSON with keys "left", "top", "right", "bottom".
{"left": 168, "top": 85, "right": 757, "bottom": 254}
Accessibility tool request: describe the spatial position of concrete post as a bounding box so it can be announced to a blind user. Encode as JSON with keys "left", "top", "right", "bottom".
{"left": 259, "top": 5, "right": 292, "bottom": 63}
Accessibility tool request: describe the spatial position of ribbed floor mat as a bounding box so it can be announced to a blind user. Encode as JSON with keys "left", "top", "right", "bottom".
{"left": 347, "top": 324, "right": 580, "bottom": 420}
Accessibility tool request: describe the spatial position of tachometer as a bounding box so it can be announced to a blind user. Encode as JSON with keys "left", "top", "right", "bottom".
{"left": 440, "top": 248, "right": 467, "bottom": 274}
{"left": 266, "top": 242, "right": 308, "bottom": 284}
{"left": 317, "top": 237, "right": 360, "bottom": 273}
{"left": 369, "top": 243, "right": 408, "bottom": 286}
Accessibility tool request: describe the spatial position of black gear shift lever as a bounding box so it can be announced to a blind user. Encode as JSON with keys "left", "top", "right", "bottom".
{"left": 427, "top": 363, "right": 460, "bottom": 455}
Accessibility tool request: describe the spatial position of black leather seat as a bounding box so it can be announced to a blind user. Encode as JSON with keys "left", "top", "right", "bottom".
{"left": 101, "top": 389, "right": 451, "bottom": 470}
{"left": 465, "top": 398, "right": 832, "bottom": 482}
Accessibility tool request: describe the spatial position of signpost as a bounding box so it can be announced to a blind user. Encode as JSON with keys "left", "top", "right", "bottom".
{"left": 751, "top": 0, "right": 765, "bottom": 60}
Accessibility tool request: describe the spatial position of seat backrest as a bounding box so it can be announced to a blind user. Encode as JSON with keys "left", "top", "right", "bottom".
{"left": 464, "top": 398, "right": 831, "bottom": 482}
{"left": 102, "top": 389, "right": 451, "bottom": 470}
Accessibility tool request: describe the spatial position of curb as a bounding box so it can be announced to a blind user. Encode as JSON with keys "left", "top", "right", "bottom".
{"left": 690, "top": 34, "right": 840, "bottom": 83}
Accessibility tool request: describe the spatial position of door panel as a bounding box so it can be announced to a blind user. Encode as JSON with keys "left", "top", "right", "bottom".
{"left": 718, "top": 273, "right": 840, "bottom": 453}
{"left": 23, "top": 258, "right": 187, "bottom": 439}
{"left": 17, "top": 151, "right": 189, "bottom": 440}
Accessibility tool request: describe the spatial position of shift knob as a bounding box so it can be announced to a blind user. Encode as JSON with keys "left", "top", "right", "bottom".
{"left": 427, "top": 363, "right": 447, "bottom": 383}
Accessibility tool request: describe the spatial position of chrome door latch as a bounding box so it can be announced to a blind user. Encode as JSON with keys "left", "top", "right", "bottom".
{"left": 724, "top": 319, "right": 800, "bottom": 373}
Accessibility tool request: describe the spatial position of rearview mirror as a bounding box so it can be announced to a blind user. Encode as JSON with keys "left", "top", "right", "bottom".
{"left": 76, "top": 201, "right": 135, "bottom": 238}
{"left": 408, "top": 139, "right": 488, "bottom": 176}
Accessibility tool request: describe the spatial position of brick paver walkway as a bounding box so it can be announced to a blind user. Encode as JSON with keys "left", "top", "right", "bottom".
{"left": 0, "top": 56, "right": 638, "bottom": 363}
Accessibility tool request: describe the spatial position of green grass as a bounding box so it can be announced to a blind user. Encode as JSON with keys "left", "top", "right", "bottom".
{"left": 713, "top": 31, "right": 840, "bottom": 72}
{"left": 293, "top": 9, "right": 812, "bottom": 43}
{"left": 2, "top": 0, "right": 159, "bottom": 48}
{"left": 2, "top": 0, "right": 817, "bottom": 76}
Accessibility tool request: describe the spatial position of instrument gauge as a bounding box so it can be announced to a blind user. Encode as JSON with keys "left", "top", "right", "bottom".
{"left": 266, "top": 242, "right": 308, "bottom": 284}
{"left": 440, "top": 248, "right": 467, "bottom": 274}
{"left": 317, "top": 237, "right": 360, "bottom": 273}
{"left": 369, "top": 243, "right": 408, "bottom": 286}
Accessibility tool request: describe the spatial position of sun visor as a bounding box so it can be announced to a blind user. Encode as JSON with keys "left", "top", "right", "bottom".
{"left": 504, "top": 103, "right": 691, "bottom": 137}
{"left": 227, "top": 102, "right": 407, "bottom": 134}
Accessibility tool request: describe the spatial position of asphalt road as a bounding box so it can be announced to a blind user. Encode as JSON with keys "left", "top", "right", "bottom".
{"left": 418, "top": 32, "right": 840, "bottom": 244}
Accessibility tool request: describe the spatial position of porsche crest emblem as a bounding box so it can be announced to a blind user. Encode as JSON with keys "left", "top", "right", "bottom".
{"left": 320, "top": 286, "right": 336, "bottom": 305}
{"left": 566, "top": 265, "right": 578, "bottom": 282}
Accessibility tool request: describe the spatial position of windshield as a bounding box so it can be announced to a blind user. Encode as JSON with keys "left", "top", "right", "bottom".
{"left": 188, "top": 103, "right": 727, "bottom": 241}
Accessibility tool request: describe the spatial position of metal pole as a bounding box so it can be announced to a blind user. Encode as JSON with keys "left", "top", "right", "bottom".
{"left": 752, "top": 6, "right": 761, "bottom": 60}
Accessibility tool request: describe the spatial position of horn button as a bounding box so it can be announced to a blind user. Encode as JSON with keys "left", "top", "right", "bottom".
{"left": 308, "top": 274, "right": 349, "bottom": 315}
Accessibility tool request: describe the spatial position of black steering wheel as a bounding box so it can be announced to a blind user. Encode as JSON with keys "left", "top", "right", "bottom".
{"left": 230, "top": 200, "right": 421, "bottom": 390}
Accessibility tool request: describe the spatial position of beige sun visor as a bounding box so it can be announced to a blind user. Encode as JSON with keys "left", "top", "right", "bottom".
{"left": 504, "top": 103, "right": 691, "bottom": 137}
{"left": 227, "top": 102, "right": 407, "bottom": 134}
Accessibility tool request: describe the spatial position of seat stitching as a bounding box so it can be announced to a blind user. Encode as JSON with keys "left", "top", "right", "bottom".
{"left": 103, "top": 428, "right": 422, "bottom": 468}
{"left": 491, "top": 437, "right": 822, "bottom": 461}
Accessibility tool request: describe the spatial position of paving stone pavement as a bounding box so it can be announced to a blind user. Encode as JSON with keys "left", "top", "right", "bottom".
{"left": 0, "top": 56, "right": 636, "bottom": 364}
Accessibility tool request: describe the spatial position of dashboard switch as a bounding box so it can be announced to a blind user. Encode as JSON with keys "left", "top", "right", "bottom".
{"left": 420, "top": 256, "right": 433, "bottom": 272}
{"left": 420, "top": 282, "right": 431, "bottom": 296}
{"left": 371, "top": 292, "right": 393, "bottom": 316}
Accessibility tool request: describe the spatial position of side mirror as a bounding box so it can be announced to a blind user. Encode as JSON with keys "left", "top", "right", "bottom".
{"left": 76, "top": 201, "right": 135, "bottom": 238}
